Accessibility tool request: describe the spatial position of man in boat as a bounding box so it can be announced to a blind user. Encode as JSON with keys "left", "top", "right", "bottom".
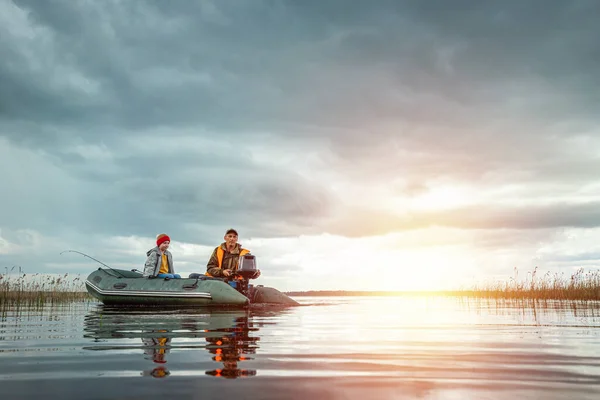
{"left": 204, "top": 313, "right": 258, "bottom": 379}
{"left": 205, "top": 228, "right": 260, "bottom": 279}
{"left": 143, "top": 233, "right": 181, "bottom": 279}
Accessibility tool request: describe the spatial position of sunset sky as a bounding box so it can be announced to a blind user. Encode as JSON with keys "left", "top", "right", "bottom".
{"left": 1, "top": 0, "right": 599, "bottom": 292}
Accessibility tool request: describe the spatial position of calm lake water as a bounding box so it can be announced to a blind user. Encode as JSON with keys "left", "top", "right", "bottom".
{"left": 1, "top": 296, "right": 600, "bottom": 399}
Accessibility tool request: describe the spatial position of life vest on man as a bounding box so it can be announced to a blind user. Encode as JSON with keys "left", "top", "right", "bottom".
{"left": 205, "top": 246, "right": 250, "bottom": 277}
{"left": 216, "top": 246, "right": 250, "bottom": 268}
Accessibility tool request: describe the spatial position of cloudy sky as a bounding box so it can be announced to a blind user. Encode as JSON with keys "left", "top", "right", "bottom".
{"left": 1, "top": 0, "right": 599, "bottom": 291}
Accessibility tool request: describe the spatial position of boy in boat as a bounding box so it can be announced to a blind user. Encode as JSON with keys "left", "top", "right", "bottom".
{"left": 206, "top": 228, "right": 260, "bottom": 279}
{"left": 143, "top": 233, "right": 181, "bottom": 279}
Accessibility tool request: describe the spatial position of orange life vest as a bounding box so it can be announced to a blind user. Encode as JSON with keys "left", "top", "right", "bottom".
{"left": 205, "top": 246, "right": 250, "bottom": 277}
{"left": 216, "top": 246, "right": 250, "bottom": 268}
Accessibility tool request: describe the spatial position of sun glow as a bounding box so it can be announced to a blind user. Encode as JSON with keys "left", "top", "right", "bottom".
{"left": 383, "top": 184, "right": 478, "bottom": 215}
{"left": 289, "top": 238, "right": 475, "bottom": 292}
{"left": 407, "top": 185, "right": 474, "bottom": 211}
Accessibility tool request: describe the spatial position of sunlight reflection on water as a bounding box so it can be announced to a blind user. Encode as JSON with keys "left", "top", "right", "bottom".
{"left": 1, "top": 296, "right": 599, "bottom": 399}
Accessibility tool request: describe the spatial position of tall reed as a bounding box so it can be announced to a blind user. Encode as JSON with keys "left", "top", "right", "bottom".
{"left": 461, "top": 267, "right": 600, "bottom": 301}
{"left": 286, "top": 267, "right": 600, "bottom": 301}
{"left": 0, "top": 267, "right": 93, "bottom": 308}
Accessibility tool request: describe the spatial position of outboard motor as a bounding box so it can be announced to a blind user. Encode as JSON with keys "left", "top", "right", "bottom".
{"left": 229, "top": 255, "right": 260, "bottom": 300}
{"left": 237, "top": 254, "right": 259, "bottom": 280}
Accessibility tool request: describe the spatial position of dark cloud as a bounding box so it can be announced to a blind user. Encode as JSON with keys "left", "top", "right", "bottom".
{"left": 0, "top": 132, "right": 334, "bottom": 245}
{"left": 435, "top": 202, "right": 600, "bottom": 230}
{"left": 4, "top": 0, "right": 597, "bottom": 139}
{"left": 328, "top": 201, "right": 600, "bottom": 238}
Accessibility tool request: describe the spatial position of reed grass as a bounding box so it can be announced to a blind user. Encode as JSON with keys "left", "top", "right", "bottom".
{"left": 460, "top": 267, "right": 600, "bottom": 301}
{"left": 0, "top": 267, "right": 93, "bottom": 308}
{"left": 287, "top": 267, "right": 600, "bottom": 301}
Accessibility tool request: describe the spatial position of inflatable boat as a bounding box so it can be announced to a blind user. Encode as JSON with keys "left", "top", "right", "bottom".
{"left": 84, "top": 255, "right": 299, "bottom": 307}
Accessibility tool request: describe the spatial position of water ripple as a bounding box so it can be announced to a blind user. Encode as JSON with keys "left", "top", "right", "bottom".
{"left": 1, "top": 297, "right": 600, "bottom": 399}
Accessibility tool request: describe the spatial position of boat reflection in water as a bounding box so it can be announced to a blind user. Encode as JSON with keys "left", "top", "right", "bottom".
{"left": 83, "top": 305, "right": 280, "bottom": 379}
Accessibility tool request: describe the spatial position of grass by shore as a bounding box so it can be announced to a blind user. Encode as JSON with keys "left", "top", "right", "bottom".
{"left": 454, "top": 267, "right": 600, "bottom": 301}
{"left": 1, "top": 269, "right": 93, "bottom": 307}
{"left": 286, "top": 267, "right": 600, "bottom": 301}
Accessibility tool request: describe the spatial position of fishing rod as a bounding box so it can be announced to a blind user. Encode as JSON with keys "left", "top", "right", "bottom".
{"left": 60, "top": 250, "right": 127, "bottom": 278}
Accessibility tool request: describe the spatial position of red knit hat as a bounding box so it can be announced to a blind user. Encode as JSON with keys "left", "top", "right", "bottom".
{"left": 156, "top": 234, "right": 171, "bottom": 246}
